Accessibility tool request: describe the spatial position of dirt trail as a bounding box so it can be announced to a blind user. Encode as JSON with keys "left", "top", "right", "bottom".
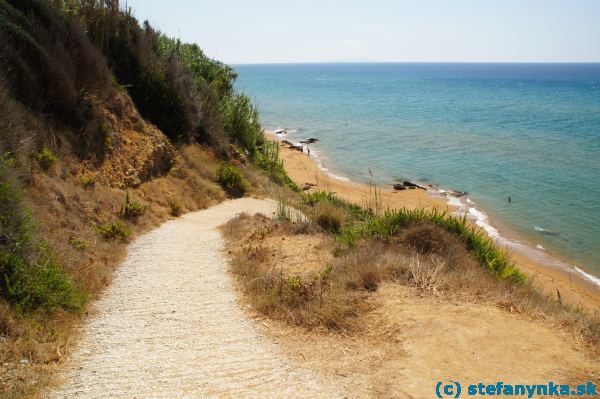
{"left": 51, "top": 198, "right": 344, "bottom": 398}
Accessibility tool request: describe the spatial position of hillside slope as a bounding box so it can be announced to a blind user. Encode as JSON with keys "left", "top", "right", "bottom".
{"left": 0, "top": 1, "right": 291, "bottom": 397}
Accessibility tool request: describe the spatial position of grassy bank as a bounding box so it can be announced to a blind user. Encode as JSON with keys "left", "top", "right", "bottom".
{"left": 223, "top": 191, "right": 599, "bottom": 353}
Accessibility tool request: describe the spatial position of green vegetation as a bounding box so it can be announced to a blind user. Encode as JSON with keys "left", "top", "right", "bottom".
{"left": 304, "top": 191, "right": 372, "bottom": 222}
{"left": 0, "top": 0, "right": 111, "bottom": 128}
{"left": 304, "top": 191, "right": 523, "bottom": 281}
{"left": 69, "top": 235, "right": 89, "bottom": 250}
{"left": 0, "top": 164, "right": 84, "bottom": 313}
{"left": 217, "top": 164, "right": 247, "bottom": 198}
{"left": 275, "top": 196, "right": 293, "bottom": 222}
{"left": 36, "top": 146, "right": 58, "bottom": 170}
{"left": 255, "top": 141, "right": 299, "bottom": 190}
{"left": 95, "top": 221, "right": 131, "bottom": 242}
{"left": 222, "top": 93, "right": 264, "bottom": 155}
{"left": 121, "top": 192, "right": 146, "bottom": 219}
{"left": 80, "top": 174, "right": 96, "bottom": 188}
{"left": 51, "top": 0, "right": 297, "bottom": 188}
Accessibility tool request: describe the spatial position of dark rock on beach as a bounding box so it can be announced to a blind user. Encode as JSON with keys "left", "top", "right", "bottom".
{"left": 403, "top": 181, "right": 427, "bottom": 190}
{"left": 299, "top": 138, "right": 319, "bottom": 144}
{"left": 393, "top": 184, "right": 407, "bottom": 190}
{"left": 448, "top": 190, "right": 468, "bottom": 197}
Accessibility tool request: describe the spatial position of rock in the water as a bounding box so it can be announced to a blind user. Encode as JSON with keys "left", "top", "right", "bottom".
{"left": 403, "top": 181, "right": 426, "bottom": 190}
{"left": 299, "top": 138, "right": 319, "bottom": 144}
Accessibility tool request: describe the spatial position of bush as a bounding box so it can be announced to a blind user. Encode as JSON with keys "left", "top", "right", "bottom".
{"left": 65, "top": 2, "right": 230, "bottom": 144}
{"left": 0, "top": 252, "right": 84, "bottom": 313}
{"left": 0, "top": 163, "right": 84, "bottom": 313}
{"left": 304, "top": 191, "right": 522, "bottom": 281}
{"left": 217, "top": 163, "right": 247, "bottom": 198}
{"left": 80, "top": 174, "right": 95, "bottom": 188}
{"left": 0, "top": 0, "right": 110, "bottom": 128}
{"left": 121, "top": 192, "right": 146, "bottom": 219}
{"left": 122, "top": 202, "right": 146, "bottom": 219}
{"left": 69, "top": 235, "right": 89, "bottom": 250}
{"left": 254, "top": 141, "right": 299, "bottom": 191}
{"left": 96, "top": 221, "right": 131, "bottom": 242}
{"left": 36, "top": 146, "right": 57, "bottom": 170}
{"left": 222, "top": 93, "right": 263, "bottom": 155}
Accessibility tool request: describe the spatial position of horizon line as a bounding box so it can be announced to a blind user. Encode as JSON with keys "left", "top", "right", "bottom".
{"left": 232, "top": 60, "right": 600, "bottom": 66}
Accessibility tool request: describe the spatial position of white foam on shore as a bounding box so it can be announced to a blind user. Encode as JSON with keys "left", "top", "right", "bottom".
{"left": 575, "top": 266, "right": 600, "bottom": 287}
{"left": 438, "top": 188, "right": 600, "bottom": 289}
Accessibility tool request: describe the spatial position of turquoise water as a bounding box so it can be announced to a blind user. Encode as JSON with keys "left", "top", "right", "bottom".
{"left": 234, "top": 63, "right": 600, "bottom": 277}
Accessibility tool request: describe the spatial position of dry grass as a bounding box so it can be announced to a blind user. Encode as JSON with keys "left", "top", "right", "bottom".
{"left": 223, "top": 214, "right": 600, "bottom": 356}
{"left": 314, "top": 202, "right": 345, "bottom": 233}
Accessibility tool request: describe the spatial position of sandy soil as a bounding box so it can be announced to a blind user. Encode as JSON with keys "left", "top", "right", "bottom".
{"left": 271, "top": 135, "right": 600, "bottom": 311}
{"left": 261, "top": 283, "right": 599, "bottom": 399}
{"left": 49, "top": 198, "right": 345, "bottom": 398}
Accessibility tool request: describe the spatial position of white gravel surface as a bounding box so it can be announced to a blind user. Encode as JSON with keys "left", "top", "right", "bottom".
{"left": 51, "top": 198, "right": 343, "bottom": 398}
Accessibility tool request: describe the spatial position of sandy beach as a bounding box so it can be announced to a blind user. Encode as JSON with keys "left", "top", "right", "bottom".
{"left": 268, "top": 133, "right": 600, "bottom": 312}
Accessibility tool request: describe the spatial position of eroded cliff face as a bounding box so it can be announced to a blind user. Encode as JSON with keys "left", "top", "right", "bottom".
{"left": 73, "top": 90, "right": 176, "bottom": 189}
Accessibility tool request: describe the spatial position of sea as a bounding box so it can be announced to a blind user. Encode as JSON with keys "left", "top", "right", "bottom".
{"left": 234, "top": 63, "right": 600, "bottom": 284}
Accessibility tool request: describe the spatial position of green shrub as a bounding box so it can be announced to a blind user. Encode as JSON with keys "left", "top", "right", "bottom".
{"left": 1, "top": 164, "right": 84, "bottom": 313}
{"left": 36, "top": 147, "right": 58, "bottom": 170}
{"left": 69, "top": 236, "right": 89, "bottom": 250}
{"left": 96, "top": 221, "right": 131, "bottom": 242}
{"left": 254, "top": 141, "right": 299, "bottom": 191}
{"left": 217, "top": 164, "right": 247, "bottom": 198}
{"left": 80, "top": 174, "right": 96, "bottom": 188}
{"left": 122, "top": 202, "right": 146, "bottom": 218}
{"left": 121, "top": 192, "right": 146, "bottom": 219}
{"left": 0, "top": 252, "right": 84, "bottom": 313}
{"left": 287, "top": 276, "right": 301, "bottom": 291}
{"left": 222, "top": 94, "right": 263, "bottom": 155}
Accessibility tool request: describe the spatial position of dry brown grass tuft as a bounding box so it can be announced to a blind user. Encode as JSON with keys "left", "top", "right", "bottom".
{"left": 313, "top": 202, "right": 345, "bottom": 233}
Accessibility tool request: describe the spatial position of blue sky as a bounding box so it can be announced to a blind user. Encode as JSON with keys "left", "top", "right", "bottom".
{"left": 125, "top": 0, "right": 600, "bottom": 64}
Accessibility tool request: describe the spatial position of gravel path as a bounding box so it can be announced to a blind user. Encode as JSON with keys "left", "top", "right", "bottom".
{"left": 51, "top": 198, "right": 342, "bottom": 398}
